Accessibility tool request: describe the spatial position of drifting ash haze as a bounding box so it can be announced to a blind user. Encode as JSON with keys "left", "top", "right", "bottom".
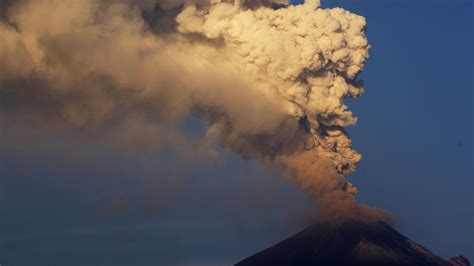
{"left": 0, "top": 0, "right": 392, "bottom": 221}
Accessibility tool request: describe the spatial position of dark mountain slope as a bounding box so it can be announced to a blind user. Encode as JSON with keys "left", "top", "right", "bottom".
{"left": 236, "top": 220, "right": 470, "bottom": 266}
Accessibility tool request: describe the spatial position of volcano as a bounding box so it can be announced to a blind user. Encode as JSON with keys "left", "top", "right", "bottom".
{"left": 235, "top": 220, "right": 470, "bottom": 266}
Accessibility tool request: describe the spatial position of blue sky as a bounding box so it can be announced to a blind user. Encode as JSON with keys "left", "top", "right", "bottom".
{"left": 319, "top": 0, "right": 473, "bottom": 260}
{"left": 0, "top": 0, "right": 472, "bottom": 265}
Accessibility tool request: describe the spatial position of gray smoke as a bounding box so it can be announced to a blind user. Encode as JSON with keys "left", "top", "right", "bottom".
{"left": 0, "top": 0, "right": 393, "bottom": 222}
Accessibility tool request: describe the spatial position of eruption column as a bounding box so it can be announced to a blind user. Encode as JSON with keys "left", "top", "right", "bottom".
{"left": 0, "top": 0, "right": 392, "bottom": 221}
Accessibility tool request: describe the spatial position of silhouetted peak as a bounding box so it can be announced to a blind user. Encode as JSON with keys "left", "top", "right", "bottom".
{"left": 236, "top": 219, "right": 470, "bottom": 266}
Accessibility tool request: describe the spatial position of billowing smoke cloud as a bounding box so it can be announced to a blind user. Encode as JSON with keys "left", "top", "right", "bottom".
{"left": 0, "top": 0, "right": 392, "bottom": 221}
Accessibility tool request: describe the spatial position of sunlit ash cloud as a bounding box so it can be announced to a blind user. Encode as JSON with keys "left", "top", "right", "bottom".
{"left": 0, "top": 0, "right": 392, "bottom": 222}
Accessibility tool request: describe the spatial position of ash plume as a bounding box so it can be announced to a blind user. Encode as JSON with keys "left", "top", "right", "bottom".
{"left": 0, "top": 0, "right": 393, "bottom": 221}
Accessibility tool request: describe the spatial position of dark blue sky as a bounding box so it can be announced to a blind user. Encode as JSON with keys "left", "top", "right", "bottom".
{"left": 320, "top": 0, "right": 473, "bottom": 261}
{"left": 0, "top": 0, "right": 472, "bottom": 265}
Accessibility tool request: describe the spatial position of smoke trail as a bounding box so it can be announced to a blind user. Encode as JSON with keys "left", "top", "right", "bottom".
{"left": 0, "top": 0, "right": 392, "bottom": 221}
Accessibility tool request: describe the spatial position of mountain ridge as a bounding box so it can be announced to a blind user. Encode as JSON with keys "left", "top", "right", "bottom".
{"left": 235, "top": 219, "right": 470, "bottom": 266}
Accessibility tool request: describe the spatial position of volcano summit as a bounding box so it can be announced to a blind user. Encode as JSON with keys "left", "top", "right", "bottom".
{"left": 236, "top": 220, "right": 470, "bottom": 266}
